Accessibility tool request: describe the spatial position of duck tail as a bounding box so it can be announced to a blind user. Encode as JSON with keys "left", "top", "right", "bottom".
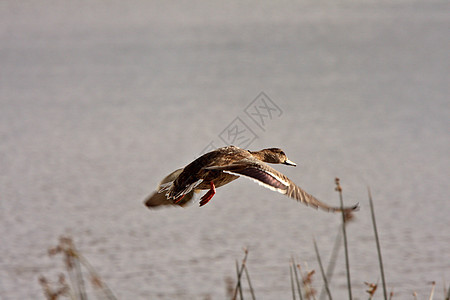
{"left": 144, "top": 168, "right": 182, "bottom": 208}
{"left": 144, "top": 190, "right": 195, "bottom": 208}
{"left": 144, "top": 191, "right": 173, "bottom": 208}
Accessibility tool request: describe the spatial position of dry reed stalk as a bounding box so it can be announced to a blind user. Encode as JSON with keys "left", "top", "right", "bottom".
{"left": 243, "top": 264, "right": 256, "bottom": 300}
{"left": 48, "top": 237, "right": 87, "bottom": 300}
{"left": 235, "top": 261, "right": 243, "bottom": 300}
{"left": 428, "top": 281, "right": 436, "bottom": 300}
{"left": 368, "top": 188, "right": 388, "bottom": 300}
{"left": 46, "top": 236, "right": 117, "bottom": 300}
{"left": 290, "top": 264, "right": 297, "bottom": 300}
{"left": 335, "top": 178, "right": 352, "bottom": 300}
{"left": 232, "top": 248, "right": 249, "bottom": 300}
{"left": 313, "top": 238, "right": 332, "bottom": 300}
{"left": 319, "top": 228, "right": 341, "bottom": 300}
{"left": 292, "top": 257, "right": 304, "bottom": 300}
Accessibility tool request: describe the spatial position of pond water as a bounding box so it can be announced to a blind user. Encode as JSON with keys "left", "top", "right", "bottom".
{"left": 1, "top": 1, "right": 449, "bottom": 299}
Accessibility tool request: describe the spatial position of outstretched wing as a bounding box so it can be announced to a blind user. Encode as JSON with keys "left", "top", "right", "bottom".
{"left": 206, "top": 159, "right": 358, "bottom": 212}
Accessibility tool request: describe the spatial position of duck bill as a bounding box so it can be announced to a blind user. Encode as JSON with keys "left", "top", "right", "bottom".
{"left": 283, "top": 159, "right": 297, "bottom": 166}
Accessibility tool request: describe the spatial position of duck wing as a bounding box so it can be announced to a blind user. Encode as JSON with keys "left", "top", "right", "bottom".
{"left": 206, "top": 159, "right": 358, "bottom": 212}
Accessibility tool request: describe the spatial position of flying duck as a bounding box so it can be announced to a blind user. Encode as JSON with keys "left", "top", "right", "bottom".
{"left": 144, "top": 145, "right": 358, "bottom": 212}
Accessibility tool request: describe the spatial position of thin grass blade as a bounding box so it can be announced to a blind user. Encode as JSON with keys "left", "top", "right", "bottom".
{"left": 292, "top": 258, "right": 304, "bottom": 300}
{"left": 335, "top": 178, "right": 352, "bottom": 300}
{"left": 319, "top": 227, "right": 342, "bottom": 300}
{"left": 73, "top": 256, "right": 87, "bottom": 300}
{"left": 77, "top": 253, "right": 118, "bottom": 300}
{"left": 233, "top": 249, "right": 249, "bottom": 300}
{"left": 313, "top": 238, "right": 332, "bottom": 300}
{"left": 234, "top": 260, "right": 243, "bottom": 300}
{"left": 244, "top": 265, "right": 256, "bottom": 300}
{"left": 290, "top": 264, "right": 297, "bottom": 300}
{"left": 368, "top": 187, "right": 387, "bottom": 300}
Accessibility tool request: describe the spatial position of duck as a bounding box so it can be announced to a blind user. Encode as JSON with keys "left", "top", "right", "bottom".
{"left": 144, "top": 145, "right": 359, "bottom": 212}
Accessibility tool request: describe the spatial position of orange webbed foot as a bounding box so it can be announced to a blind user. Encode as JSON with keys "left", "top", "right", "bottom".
{"left": 199, "top": 182, "right": 216, "bottom": 207}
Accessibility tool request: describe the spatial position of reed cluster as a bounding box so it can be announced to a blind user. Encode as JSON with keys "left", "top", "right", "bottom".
{"left": 229, "top": 179, "right": 448, "bottom": 300}
{"left": 40, "top": 181, "right": 449, "bottom": 299}
{"left": 39, "top": 236, "right": 117, "bottom": 300}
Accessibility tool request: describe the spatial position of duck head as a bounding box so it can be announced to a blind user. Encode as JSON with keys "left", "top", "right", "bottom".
{"left": 250, "top": 148, "right": 297, "bottom": 166}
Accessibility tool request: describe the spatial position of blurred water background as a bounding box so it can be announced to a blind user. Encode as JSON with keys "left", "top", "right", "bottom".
{"left": 1, "top": 1, "right": 449, "bottom": 299}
